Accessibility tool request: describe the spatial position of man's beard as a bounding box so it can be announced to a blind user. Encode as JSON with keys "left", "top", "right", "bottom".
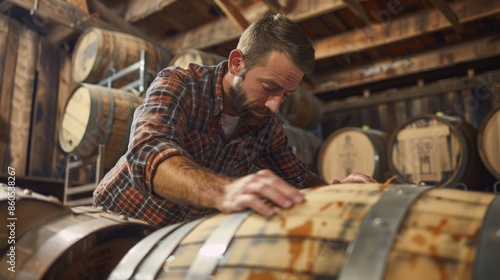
{"left": 229, "top": 74, "right": 273, "bottom": 125}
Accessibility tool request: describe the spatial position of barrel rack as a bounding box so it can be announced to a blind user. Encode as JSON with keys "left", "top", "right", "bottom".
{"left": 63, "top": 50, "right": 148, "bottom": 206}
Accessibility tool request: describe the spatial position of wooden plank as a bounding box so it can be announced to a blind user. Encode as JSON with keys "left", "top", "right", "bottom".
{"left": 5, "top": 0, "right": 155, "bottom": 44}
{"left": 0, "top": 14, "right": 8, "bottom": 173}
{"left": 8, "top": 25, "right": 38, "bottom": 175}
{"left": 261, "top": 0, "right": 282, "bottom": 13}
{"left": 0, "top": 1, "right": 14, "bottom": 12}
{"left": 320, "top": 69, "right": 500, "bottom": 114}
{"left": 313, "top": 36, "right": 500, "bottom": 94}
{"left": 45, "top": 24, "right": 80, "bottom": 45}
{"left": 214, "top": 0, "right": 250, "bottom": 32}
{"left": 52, "top": 48, "right": 81, "bottom": 180}
{"left": 162, "top": 0, "right": 346, "bottom": 51}
{"left": 427, "top": 0, "right": 464, "bottom": 34}
{"left": 286, "top": 0, "right": 346, "bottom": 22}
{"left": 6, "top": 0, "right": 92, "bottom": 32}
{"left": 86, "top": 0, "right": 156, "bottom": 42}
{"left": 0, "top": 16, "right": 20, "bottom": 172}
{"left": 28, "top": 38, "right": 60, "bottom": 177}
{"left": 125, "top": 0, "right": 176, "bottom": 22}
{"left": 342, "top": 0, "right": 370, "bottom": 24}
{"left": 67, "top": 0, "right": 88, "bottom": 13}
{"left": 313, "top": 0, "right": 500, "bottom": 61}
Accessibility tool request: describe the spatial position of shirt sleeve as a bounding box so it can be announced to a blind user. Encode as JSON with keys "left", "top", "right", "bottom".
{"left": 255, "top": 119, "right": 327, "bottom": 189}
{"left": 125, "top": 68, "right": 194, "bottom": 194}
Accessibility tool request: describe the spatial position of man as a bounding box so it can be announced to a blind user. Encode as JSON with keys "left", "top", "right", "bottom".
{"left": 93, "top": 14, "right": 374, "bottom": 227}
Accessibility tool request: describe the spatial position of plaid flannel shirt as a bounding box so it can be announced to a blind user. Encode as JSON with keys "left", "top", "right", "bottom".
{"left": 93, "top": 61, "right": 323, "bottom": 227}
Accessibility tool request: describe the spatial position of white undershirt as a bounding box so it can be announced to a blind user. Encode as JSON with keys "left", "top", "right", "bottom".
{"left": 221, "top": 113, "right": 240, "bottom": 136}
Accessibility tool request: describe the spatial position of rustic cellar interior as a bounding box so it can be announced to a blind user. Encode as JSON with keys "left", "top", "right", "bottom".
{"left": 1, "top": 0, "right": 500, "bottom": 279}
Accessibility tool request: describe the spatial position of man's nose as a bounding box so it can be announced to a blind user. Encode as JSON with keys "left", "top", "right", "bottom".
{"left": 265, "top": 95, "right": 283, "bottom": 113}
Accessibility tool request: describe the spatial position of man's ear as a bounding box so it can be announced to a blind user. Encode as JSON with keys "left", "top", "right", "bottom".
{"left": 228, "top": 49, "right": 244, "bottom": 76}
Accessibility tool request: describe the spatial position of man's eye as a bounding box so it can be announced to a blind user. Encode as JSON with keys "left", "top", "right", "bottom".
{"left": 262, "top": 86, "right": 277, "bottom": 93}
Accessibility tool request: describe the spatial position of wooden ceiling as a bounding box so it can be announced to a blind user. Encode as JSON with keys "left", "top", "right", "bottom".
{"left": 1, "top": 0, "right": 500, "bottom": 102}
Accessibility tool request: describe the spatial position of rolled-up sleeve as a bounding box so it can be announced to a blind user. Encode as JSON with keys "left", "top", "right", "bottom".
{"left": 126, "top": 69, "right": 194, "bottom": 194}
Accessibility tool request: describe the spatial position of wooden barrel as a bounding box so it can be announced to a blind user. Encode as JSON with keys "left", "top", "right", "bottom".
{"left": 59, "top": 84, "right": 143, "bottom": 168}
{"left": 388, "top": 113, "right": 487, "bottom": 189}
{"left": 107, "top": 183, "right": 500, "bottom": 280}
{"left": 0, "top": 186, "right": 156, "bottom": 280}
{"left": 0, "top": 184, "right": 71, "bottom": 255}
{"left": 280, "top": 86, "right": 323, "bottom": 129}
{"left": 318, "top": 126, "right": 388, "bottom": 183}
{"left": 478, "top": 107, "right": 500, "bottom": 180}
{"left": 169, "top": 49, "right": 226, "bottom": 68}
{"left": 71, "top": 27, "right": 172, "bottom": 87}
{"left": 283, "top": 125, "right": 322, "bottom": 172}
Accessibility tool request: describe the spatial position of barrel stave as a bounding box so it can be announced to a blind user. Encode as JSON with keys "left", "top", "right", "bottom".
{"left": 107, "top": 183, "right": 498, "bottom": 280}
{"left": 318, "top": 127, "right": 388, "bottom": 183}
{"left": 59, "top": 84, "right": 143, "bottom": 169}
{"left": 71, "top": 27, "right": 172, "bottom": 88}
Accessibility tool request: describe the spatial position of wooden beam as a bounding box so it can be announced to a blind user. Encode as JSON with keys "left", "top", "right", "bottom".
{"left": 125, "top": 0, "right": 176, "bottom": 22}
{"left": 0, "top": 1, "right": 14, "bottom": 13}
{"left": 5, "top": 0, "right": 111, "bottom": 32}
{"left": 28, "top": 38, "right": 60, "bottom": 177}
{"left": 312, "top": 36, "right": 500, "bottom": 94}
{"left": 322, "top": 69, "right": 500, "bottom": 113}
{"left": 162, "top": 0, "right": 347, "bottom": 51}
{"left": 261, "top": 0, "right": 282, "bottom": 13}
{"left": 214, "top": 0, "right": 249, "bottom": 32}
{"left": 286, "top": 0, "right": 346, "bottom": 22}
{"left": 427, "top": 0, "right": 464, "bottom": 34}
{"left": 86, "top": 0, "right": 157, "bottom": 42}
{"left": 9, "top": 25, "right": 38, "bottom": 175}
{"left": 67, "top": 0, "right": 88, "bottom": 14}
{"left": 342, "top": 0, "right": 370, "bottom": 24}
{"left": 46, "top": 24, "right": 79, "bottom": 44}
{"left": 0, "top": 15, "right": 19, "bottom": 171}
{"left": 313, "top": 0, "right": 500, "bottom": 61}
{"left": 5, "top": 0, "right": 157, "bottom": 44}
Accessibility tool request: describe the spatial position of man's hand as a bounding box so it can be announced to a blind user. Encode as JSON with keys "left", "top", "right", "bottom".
{"left": 216, "top": 169, "right": 304, "bottom": 217}
{"left": 330, "top": 172, "right": 377, "bottom": 184}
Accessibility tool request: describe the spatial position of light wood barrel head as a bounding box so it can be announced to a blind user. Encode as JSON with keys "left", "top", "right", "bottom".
{"left": 72, "top": 29, "right": 101, "bottom": 83}
{"left": 389, "top": 115, "right": 466, "bottom": 187}
{"left": 319, "top": 129, "right": 376, "bottom": 183}
{"left": 478, "top": 108, "right": 500, "bottom": 179}
{"left": 169, "top": 49, "right": 225, "bottom": 68}
{"left": 59, "top": 86, "right": 92, "bottom": 153}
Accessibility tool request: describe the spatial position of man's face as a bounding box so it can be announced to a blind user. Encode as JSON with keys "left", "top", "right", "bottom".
{"left": 229, "top": 51, "right": 304, "bottom": 124}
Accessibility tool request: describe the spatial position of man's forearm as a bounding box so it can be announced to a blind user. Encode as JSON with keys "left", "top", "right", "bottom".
{"left": 152, "top": 155, "right": 231, "bottom": 209}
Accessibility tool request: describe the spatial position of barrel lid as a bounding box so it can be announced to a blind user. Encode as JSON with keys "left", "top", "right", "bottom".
{"left": 170, "top": 49, "right": 205, "bottom": 68}
{"left": 478, "top": 107, "right": 500, "bottom": 179}
{"left": 59, "top": 86, "right": 92, "bottom": 153}
{"left": 72, "top": 28, "right": 101, "bottom": 83}
{"left": 388, "top": 114, "right": 465, "bottom": 187}
{"left": 319, "top": 128, "right": 376, "bottom": 183}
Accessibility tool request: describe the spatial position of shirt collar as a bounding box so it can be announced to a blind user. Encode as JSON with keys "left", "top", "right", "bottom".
{"left": 211, "top": 60, "right": 274, "bottom": 129}
{"left": 212, "top": 60, "right": 228, "bottom": 116}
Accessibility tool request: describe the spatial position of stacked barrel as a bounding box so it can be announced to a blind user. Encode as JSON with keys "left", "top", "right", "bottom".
{"left": 59, "top": 28, "right": 174, "bottom": 171}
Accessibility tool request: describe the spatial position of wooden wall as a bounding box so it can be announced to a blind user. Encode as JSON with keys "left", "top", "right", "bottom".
{"left": 321, "top": 74, "right": 500, "bottom": 138}
{"left": 319, "top": 75, "right": 500, "bottom": 188}
{"left": 0, "top": 14, "right": 76, "bottom": 180}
